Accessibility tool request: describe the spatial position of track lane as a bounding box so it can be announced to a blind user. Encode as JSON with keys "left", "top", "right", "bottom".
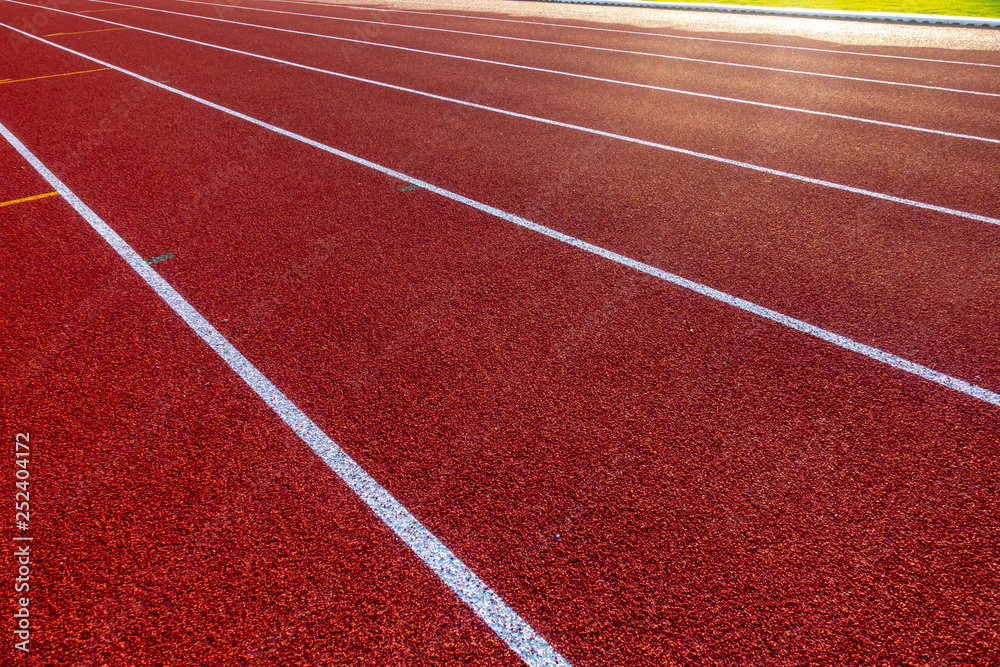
{"left": 2, "top": 5, "right": 999, "bottom": 395}
{"left": 17, "top": 0, "right": 1000, "bottom": 147}
{"left": 100, "top": 0, "right": 1000, "bottom": 114}
{"left": 164, "top": 0, "right": 1000, "bottom": 91}
{"left": 259, "top": 0, "right": 1000, "bottom": 72}
{"left": 0, "top": 146, "right": 528, "bottom": 666}
{"left": 195, "top": 0, "right": 1000, "bottom": 67}
{"left": 1, "top": 27, "right": 106, "bottom": 79}
{"left": 0, "top": 141, "right": 47, "bottom": 202}
{"left": 16, "top": 0, "right": 1000, "bottom": 208}
{"left": 43, "top": 0, "right": 1000, "bottom": 143}
{"left": 2, "top": 38, "right": 999, "bottom": 665}
{"left": 5, "top": 4, "right": 1000, "bottom": 664}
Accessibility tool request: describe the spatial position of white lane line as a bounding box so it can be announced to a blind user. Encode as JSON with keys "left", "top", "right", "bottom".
{"left": 153, "top": 0, "right": 1000, "bottom": 97}
{"left": 220, "top": 0, "right": 1000, "bottom": 69}
{"left": 3, "top": 13, "right": 997, "bottom": 227}
{"left": 0, "top": 118, "right": 572, "bottom": 667}
{"left": 58, "top": 0, "right": 1000, "bottom": 145}
{"left": 2, "top": 25, "right": 997, "bottom": 410}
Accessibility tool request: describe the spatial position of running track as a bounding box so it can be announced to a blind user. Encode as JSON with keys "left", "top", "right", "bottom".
{"left": 1, "top": 0, "right": 998, "bottom": 664}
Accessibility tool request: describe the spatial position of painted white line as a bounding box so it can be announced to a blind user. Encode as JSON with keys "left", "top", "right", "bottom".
{"left": 0, "top": 118, "right": 572, "bottom": 667}
{"left": 532, "top": 0, "right": 1000, "bottom": 27}
{"left": 218, "top": 0, "right": 1000, "bottom": 68}
{"left": 2, "top": 12, "right": 997, "bottom": 227}
{"left": 58, "top": 0, "right": 1000, "bottom": 145}
{"left": 153, "top": 0, "right": 1000, "bottom": 97}
{"left": 2, "top": 24, "right": 997, "bottom": 410}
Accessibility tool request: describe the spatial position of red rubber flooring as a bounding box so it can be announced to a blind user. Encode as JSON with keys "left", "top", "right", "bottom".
{"left": 2, "top": 0, "right": 999, "bottom": 664}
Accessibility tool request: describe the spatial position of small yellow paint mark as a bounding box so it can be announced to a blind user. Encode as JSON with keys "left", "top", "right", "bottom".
{"left": 44, "top": 27, "right": 129, "bottom": 37}
{"left": 0, "top": 68, "right": 111, "bottom": 85}
{"left": 0, "top": 192, "right": 59, "bottom": 208}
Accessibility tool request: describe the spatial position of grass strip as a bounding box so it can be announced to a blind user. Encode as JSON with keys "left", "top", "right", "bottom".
{"left": 648, "top": 0, "right": 1000, "bottom": 18}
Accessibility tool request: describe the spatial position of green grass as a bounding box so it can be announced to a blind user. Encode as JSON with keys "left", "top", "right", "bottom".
{"left": 649, "top": 0, "right": 1000, "bottom": 18}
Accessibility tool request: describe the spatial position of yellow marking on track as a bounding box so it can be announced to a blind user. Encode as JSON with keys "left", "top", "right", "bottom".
{"left": 0, "top": 68, "right": 111, "bottom": 85}
{"left": 44, "top": 27, "right": 129, "bottom": 36}
{"left": 0, "top": 192, "right": 59, "bottom": 208}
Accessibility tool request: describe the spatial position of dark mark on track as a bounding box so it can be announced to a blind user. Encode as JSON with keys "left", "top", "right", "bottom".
{"left": 398, "top": 184, "right": 421, "bottom": 192}
{"left": 145, "top": 252, "right": 176, "bottom": 265}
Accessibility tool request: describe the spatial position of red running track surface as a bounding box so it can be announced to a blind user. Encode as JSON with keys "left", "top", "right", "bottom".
{"left": 1, "top": 0, "right": 999, "bottom": 664}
